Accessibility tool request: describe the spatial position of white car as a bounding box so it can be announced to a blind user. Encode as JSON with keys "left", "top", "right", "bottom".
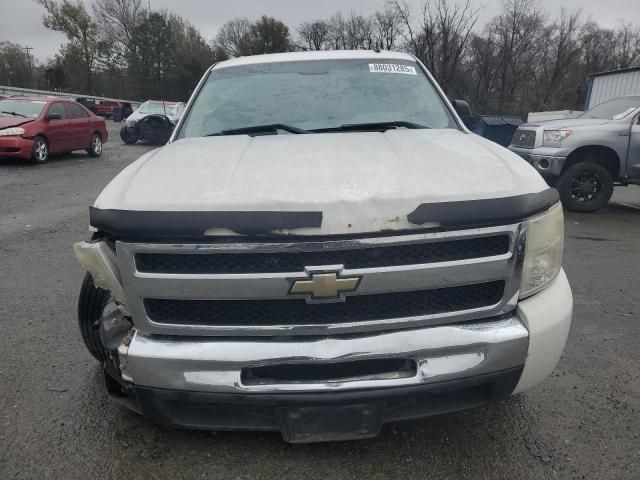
{"left": 74, "top": 50, "right": 572, "bottom": 443}
{"left": 120, "top": 100, "right": 186, "bottom": 145}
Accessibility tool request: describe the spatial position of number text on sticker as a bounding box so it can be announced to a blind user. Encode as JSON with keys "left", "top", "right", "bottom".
{"left": 369, "top": 64, "right": 417, "bottom": 75}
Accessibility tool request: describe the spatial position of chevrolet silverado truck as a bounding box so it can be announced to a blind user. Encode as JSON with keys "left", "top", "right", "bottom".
{"left": 509, "top": 95, "right": 640, "bottom": 212}
{"left": 74, "top": 50, "right": 572, "bottom": 443}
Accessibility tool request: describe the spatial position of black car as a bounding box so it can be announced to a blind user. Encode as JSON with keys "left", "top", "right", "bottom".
{"left": 76, "top": 97, "right": 98, "bottom": 114}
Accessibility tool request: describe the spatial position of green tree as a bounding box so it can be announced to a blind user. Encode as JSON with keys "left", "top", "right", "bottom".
{"left": 36, "top": 0, "right": 99, "bottom": 92}
{"left": 0, "top": 42, "right": 34, "bottom": 88}
{"left": 128, "top": 11, "right": 177, "bottom": 98}
{"left": 167, "top": 17, "right": 217, "bottom": 99}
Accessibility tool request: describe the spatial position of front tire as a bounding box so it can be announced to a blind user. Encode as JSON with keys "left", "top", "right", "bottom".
{"left": 556, "top": 162, "right": 614, "bottom": 212}
{"left": 120, "top": 125, "right": 137, "bottom": 144}
{"left": 31, "top": 136, "right": 49, "bottom": 163}
{"left": 78, "top": 272, "right": 110, "bottom": 361}
{"left": 87, "top": 133, "right": 103, "bottom": 157}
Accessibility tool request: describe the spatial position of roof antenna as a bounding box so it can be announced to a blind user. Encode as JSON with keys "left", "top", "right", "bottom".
{"left": 162, "top": 99, "right": 166, "bottom": 116}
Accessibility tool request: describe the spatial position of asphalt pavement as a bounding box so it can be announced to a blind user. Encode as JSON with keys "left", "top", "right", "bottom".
{"left": 1, "top": 122, "right": 639, "bottom": 479}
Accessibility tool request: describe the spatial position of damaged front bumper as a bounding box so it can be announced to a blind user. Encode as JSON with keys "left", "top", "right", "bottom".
{"left": 104, "top": 314, "right": 529, "bottom": 441}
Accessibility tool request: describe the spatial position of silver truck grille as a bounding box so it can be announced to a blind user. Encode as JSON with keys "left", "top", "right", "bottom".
{"left": 116, "top": 225, "right": 525, "bottom": 336}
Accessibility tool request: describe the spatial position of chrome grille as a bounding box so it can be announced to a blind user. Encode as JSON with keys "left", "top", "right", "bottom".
{"left": 144, "top": 281, "right": 505, "bottom": 326}
{"left": 135, "top": 235, "right": 510, "bottom": 274}
{"left": 511, "top": 129, "right": 537, "bottom": 148}
{"left": 116, "top": 225, "right": 525, "bottom": 337}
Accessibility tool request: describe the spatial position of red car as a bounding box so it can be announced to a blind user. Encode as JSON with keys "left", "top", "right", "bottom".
{"left": 0, "top": 97, "right": 108, "bottom": 163}
{"left": 96, "top": 100, "right": 122, "bottom": 118}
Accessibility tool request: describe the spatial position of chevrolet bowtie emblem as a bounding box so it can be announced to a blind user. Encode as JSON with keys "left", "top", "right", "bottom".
{"left": 289, "top": 271, "right": 362, "bottom": 301}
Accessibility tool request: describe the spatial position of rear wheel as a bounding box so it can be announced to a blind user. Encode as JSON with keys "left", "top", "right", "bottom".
{"left": 556, "top": 162, "right": 614, "bottom": 212}
{"left": 31, "top": 136, "right": 49, "bottom": 163}
{"left": 87, "top": 133, "right": 103, "bottom": 157}
{"left": 78, "top": 272, "right": 110, "bottom": 361}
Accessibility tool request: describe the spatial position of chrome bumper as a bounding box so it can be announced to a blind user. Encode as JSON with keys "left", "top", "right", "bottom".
{"left": 509, "top": 147, "right": 566, "bottom": 176}
{"left": 119, "top": 315, "right": 529, "bottom": 394}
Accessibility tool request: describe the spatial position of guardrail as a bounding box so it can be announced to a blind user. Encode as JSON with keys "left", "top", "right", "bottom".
{"left": 0, "top": 85, "right": 141, "bottom": 107}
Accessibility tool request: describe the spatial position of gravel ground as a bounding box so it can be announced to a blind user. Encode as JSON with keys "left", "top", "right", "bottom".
{"left": 1, "top": 122, "right": 639, "bottom": 479}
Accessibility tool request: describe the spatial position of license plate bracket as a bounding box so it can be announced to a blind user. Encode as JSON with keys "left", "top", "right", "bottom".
{"left": 277, "top": 403, "right": 382, "bottom": 443}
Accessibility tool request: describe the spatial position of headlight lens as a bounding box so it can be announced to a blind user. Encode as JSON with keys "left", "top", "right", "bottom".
{"left": 73, "top": 241, "right": 128, "bottom": 305}
{"left": 0, "top": 127, "right": 26, "bottom": 136}
{"left": 520, "top": 202, "right": 564, "bottom": 299}
{"left": 542, "top": 130, "right": 572, "bottom": 147}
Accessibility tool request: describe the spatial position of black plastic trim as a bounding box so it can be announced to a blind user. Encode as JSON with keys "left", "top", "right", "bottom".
{"left": 128, "top": 368, "right": 523, "bottom": 436}
{"left": 407, "top": 188, "right": 559, "bottom": 227}
{"left": 89, "top": 207, "right": 323, "bottom": 237}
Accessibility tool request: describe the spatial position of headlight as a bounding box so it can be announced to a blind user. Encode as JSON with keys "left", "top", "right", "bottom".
{"left": 73, "top": 241, "right": 128, "bottom": 305}
{"left": 520, "top": 202, "right": 564, "bottom": 299}
{"left": 542, "top": 130, "right": 572, "bottom": 147}
{"left": 0, "top": 127, "right": 26, "bottom": 136}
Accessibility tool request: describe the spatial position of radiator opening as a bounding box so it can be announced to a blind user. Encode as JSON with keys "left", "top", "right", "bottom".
{"left": 241, "top": 358, "right": 417, "bottom": 386}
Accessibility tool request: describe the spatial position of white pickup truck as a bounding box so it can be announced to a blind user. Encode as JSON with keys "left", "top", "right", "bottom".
{"left": 74, "top": 50, "right": 572, "bottom": 443}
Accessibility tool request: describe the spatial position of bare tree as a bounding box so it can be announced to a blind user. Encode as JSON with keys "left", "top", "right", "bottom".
{"left": 580, "top": 22, "right": 617, "bottom": 75}
{"left": 298, "top": 21, "right": 330, "bottom": 51}
{"left": 93, "top": 0, "right": 144, "bottom": 59}
{"left": 215, "top": 18, "right": 253, "bottom": 57}
{"left": 326, "top": 13, "right": 348, "bottom": 50}
{"left": 344, "top": 12, "right": 374, "bottom": 49}
{"left": 486, "top": 0, "right": 545, "bottom": 112}
{"left": 534, "top": 9, "right": 583, "bottom": 109}
{"left": 373, "top": 7, "right": 403, "bottom": 50}
{"left": 393, "top": 0, "right": 479, "bottom": 94}
{"left": 612, "top": 22, "right": 640, "bottom": 69}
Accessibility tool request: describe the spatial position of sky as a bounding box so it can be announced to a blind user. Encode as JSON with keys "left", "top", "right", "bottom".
{"left": 1, "top": 0, "right": 639, "bottom": 62}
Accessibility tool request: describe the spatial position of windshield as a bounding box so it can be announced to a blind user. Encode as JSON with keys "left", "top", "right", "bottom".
{"left": 177, "top": 59, "right": 457, "bottom": 138}
{"left": 137, "top": 102, "right": 178, "bottom": 115}
{"left": 579, "top": 97, "right": 640, "bottom": 120}
{"left": 0, "top": 99, "right": 47, "bottom": 118}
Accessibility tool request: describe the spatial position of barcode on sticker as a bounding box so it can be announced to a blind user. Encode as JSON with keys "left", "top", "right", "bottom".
{"left": 369, "top": 64, "right": 417, "bottom": 75}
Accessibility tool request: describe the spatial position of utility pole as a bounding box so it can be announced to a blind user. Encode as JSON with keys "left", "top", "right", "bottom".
{"left": 23, "top": 46, "right": 35, "bottom": 89}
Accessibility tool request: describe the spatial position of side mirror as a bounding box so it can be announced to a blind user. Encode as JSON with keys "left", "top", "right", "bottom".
{"left": 46, "top": 112, "right": 62, "bottom": 121}
{"left": 452, "top": 99, "right": 472, "bottom": 118}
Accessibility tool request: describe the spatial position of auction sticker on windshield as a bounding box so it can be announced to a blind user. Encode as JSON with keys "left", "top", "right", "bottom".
{"left": 369, "top": 64, "right": 417, "bottom": 75}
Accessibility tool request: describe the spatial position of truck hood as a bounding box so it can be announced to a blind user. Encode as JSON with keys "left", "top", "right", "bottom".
{"left": 526, "top": 118, "right": 610, "bottom": 129}
{"left": 94, "top": 129, "right": 550, "bottom": 235}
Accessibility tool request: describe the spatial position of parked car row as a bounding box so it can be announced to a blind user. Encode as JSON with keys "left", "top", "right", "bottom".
{"left": 75, "top": 98, "right": 134, "bottom": 121}
{"left": 0, "top": 96, "right": 108, "bottom": 163}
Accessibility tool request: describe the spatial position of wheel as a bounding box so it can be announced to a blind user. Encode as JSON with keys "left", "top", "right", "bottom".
{"left": 31, "top": 136, "right": 49, "bottom": 163}
{"left": 120, "top": 125, "right": 137, "bottom": 144}
{"left": 87, "top": 133, "right": 103, "bottom": 157}
{"left": 556, "top": 162, "right": 614, "bottom": 212}
{"left": 78, "top": 272, "right": 110, "bottom": 361}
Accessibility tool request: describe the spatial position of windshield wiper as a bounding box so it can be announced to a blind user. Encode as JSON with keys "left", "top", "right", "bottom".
{"left": 311, "top": 121, "right": 429, "bottom": 133}
{"left": 1, "top": 110, "right": 27, "bottom": 118}
{"left": 206, "top": 124, "right": 308, "bottom": 137}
